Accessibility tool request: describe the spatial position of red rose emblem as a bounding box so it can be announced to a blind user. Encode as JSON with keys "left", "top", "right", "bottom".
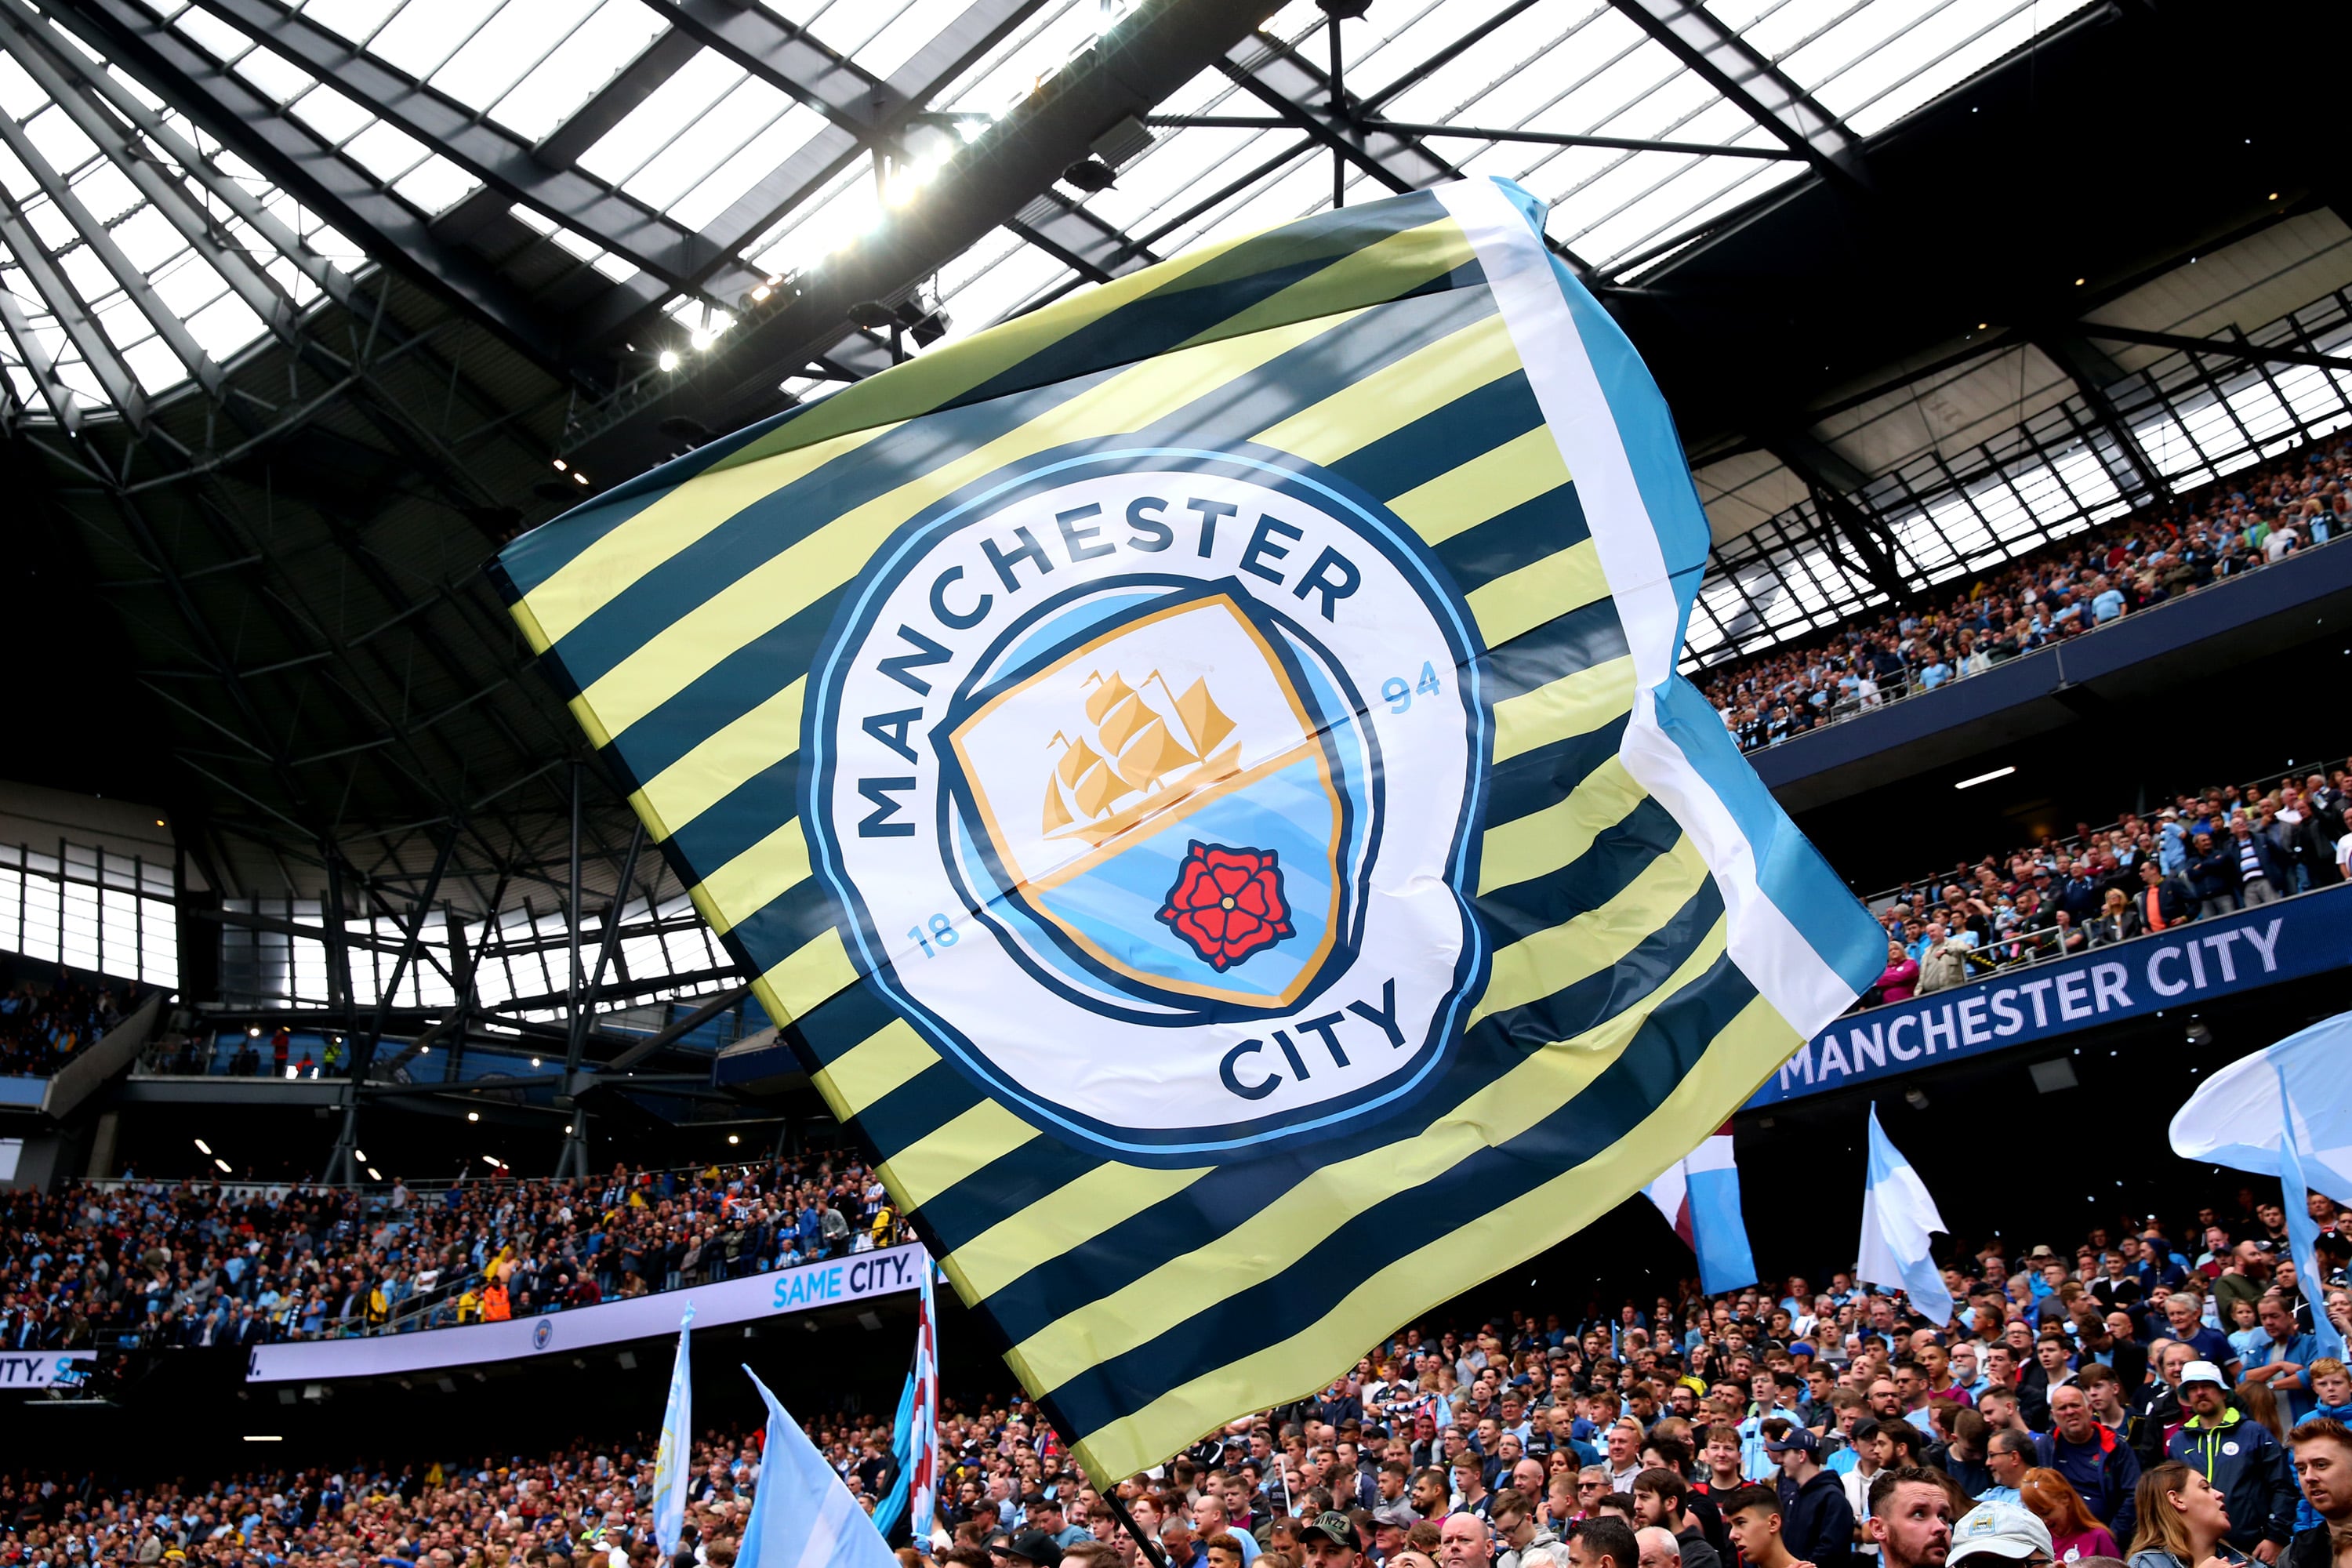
{"left": 1157, "top": 841, "right": 1294, "bottom": 971}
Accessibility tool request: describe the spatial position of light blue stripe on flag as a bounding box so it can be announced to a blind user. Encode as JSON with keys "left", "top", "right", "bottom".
{"left": 1686, "top": 1136, "right": 1759, "bottom": 1297}
{"left": 2278, "top": 1062, "right": 2348, "bottom": 1364}
{"left": 869, "top": 1370, "right": 916, "bottom": 1537}
{"left": 739, "top": 1365, "right": 899, "bottom": 1568}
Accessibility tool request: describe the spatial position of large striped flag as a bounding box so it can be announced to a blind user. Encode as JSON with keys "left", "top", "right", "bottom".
{"left": 495, "top": 176, "right": 1883, "bottom": 1483}
{"left": 1642, "top": 1126, "right": 1757, "bottom": 1295}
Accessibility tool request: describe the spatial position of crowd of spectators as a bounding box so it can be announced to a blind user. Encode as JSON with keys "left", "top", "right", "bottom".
{"left": 14, "top": 1179, "right": 2352, "bottom": 1568}
{"left": 1853, "top": 758, "right": 2352, "bottom": 1004}
{"left": 1703, "top": 435, "right": 2352, "bottom": 754}
{"left": 0, "top": 978, "right": 129, "bottom": 1080}
{"left": 0, "top": 1156, "right": 909, "bottom": 1352}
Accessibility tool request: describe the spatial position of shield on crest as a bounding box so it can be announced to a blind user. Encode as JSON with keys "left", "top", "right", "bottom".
{"left": 938, "top": 577, "right": 1374, "bottom": 1019}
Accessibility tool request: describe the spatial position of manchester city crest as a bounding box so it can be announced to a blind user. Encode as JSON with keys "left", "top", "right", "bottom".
{"left": 804, "top": 448, "right": 1490, "bottom": 1163}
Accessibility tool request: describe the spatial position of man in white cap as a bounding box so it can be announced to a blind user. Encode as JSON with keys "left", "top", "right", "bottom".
{"left": 1944, "top": 1502, "right": 2053, "bottom": 1568}
{"left": 2165, "top": 1361, "right": 2299, "bottom": 1562}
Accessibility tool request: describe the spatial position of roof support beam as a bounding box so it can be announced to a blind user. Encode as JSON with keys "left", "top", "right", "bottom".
{"left": 1766, "top": 434, "right": 1911, "bottom": 601}
{"left": 1602, "top": 0, "right": 1868, "bottom": 188}
{"left": 572, "top": 0, "right": 1042, "bottom": 347}
{"left": 565, "top": 0, "right": 1281, "bottom": 476}
{"left": 2077, "top": 322, "right": 2352, "bottom": 375}
{"left": 2036, "top": 332, "right": 2173, "bottom": 505}
{"left": 49, "top": 0, "right": 575, "bottom": 376}
{"left": 532, "top": 27, "right": 707, "bottom": 168}
{"left": 173, "top": 0, "right": 743, "bottom": 298}
{"left": 0, "top": 191, "right": 147, "bottom": 426}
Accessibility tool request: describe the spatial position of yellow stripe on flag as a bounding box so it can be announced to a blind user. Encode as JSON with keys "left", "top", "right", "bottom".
{"left": 1176, "top": 218, "right": 1473, "bottom": 351}
{"left": 1249, "top": 313, "right": 1518, "bottom": 466}
{"left": 1387, "top": 425, "right": 1570, "bottom": 546}
{"left": 694, "top": 818, "right": 811, "bottom": 936}
{"left": 577, "top": 308, "right": 1373, "bottom": 746}
{"left": 1067, "top": 988, "right": 1797, "bottom": 1482}
{"left": 944, "top": 1161, "right": 1211, "bottom": 1306}
{"left": 879, "top": 1100, "right": 1040, "bottom": 1214}
{"left": 810, "top": 1019, "right": 939, "bottom": 1123}
{"left": 1471, "top": 836, "right": 1709, "bottom": 1025}
{"left": 755, "top": 928, "right": 860, "bottom": 1026}
{"left": 1475, "top": 756, "right": 1647, "bottom": 897}
{"left": 1466, "top": 539, "right": 1610, "bottom": 649}
{"left": 629, "top": 677, "right": 805, "bottom": 844}
{"left": 1007, "top": 916, "right": 1731, "bottom": 1402}
{"left": 519, "top": 425, "right": 895, "bottom": 655}
{"left": 1491, "top": 655, "right": 1639, "bottom": 766}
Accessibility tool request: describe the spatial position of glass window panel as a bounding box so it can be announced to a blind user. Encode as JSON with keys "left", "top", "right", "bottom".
{"left": 486, "top": 0, "right": 669, "bottom": 141}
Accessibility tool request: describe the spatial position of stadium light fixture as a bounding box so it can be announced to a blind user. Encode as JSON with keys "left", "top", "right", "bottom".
{"left": 249, "top": 1027, "right": 262, "bottom": 1037}
{"left": 659, "top": 349, "right": 681, "bottom": 372}
{"left": 1954, "top": 765, "right": 2016, "bottom": 789}
{"left": 194, "top": 1138, "right": 212, "bottom": 1156}
{"left": 481, "top": 1155, "right": 504, "bottom": 1169}
{"left": 242, "top": 1436, "right": 283, "bottom": 1443}
{"left": 466, "top": 1110, "right": 480, "bottom": 1122}
{"left": 728, "top": 1134, "right": 740, "bottom": 1145}
{"left": 213, "top": 1157, "right": 232, "bottom": 1173}
{"left": 551, "top": 458, "right": 567, "bottom": 471}
{"left": 366, "top": 1167, "right": 383, "bottom": 1181}
{"left": 530, "top": 1058, "right": 541, "bottom": 1068}
{"left": 353, "top": 1149, "right": 366, "bottom": 1163}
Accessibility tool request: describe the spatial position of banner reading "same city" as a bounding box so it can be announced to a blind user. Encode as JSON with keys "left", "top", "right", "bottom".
{"left": 495, "top": 177, "right": 1884, "bottom": 1482}
{"left": 245, "top": 1242, "right": 924, "bottom": 1383}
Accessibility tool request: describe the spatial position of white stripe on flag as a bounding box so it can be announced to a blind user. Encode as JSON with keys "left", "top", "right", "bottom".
{"left": 1432, "top": 176, "right": 1858, "bottom": 1039}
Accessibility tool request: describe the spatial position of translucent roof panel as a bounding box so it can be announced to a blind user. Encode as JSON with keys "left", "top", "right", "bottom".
{"left": 924, "top": 0, "right": 2097, "bottom": 344}
{"left": 0, "top": 0, "right": 2092, "bottom": 423}
{"left": 0, "top": 7, "right": 365, "bottom": 426}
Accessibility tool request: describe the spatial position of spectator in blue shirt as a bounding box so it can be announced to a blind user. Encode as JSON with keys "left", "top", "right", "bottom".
{"left": 2091, "top": 575, "right": 2127, "bottom": 622}
{"left": 2238, "top": 1292, "right": 2318, "bottom": 1421}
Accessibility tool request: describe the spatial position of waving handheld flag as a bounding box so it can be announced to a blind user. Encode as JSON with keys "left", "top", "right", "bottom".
{"left": 1857, "top": 1105, "right": 1955, "bottom": 1325}
{"left": 649, "top": 1301, "right": 694, "bottom": 1557}
{"left": 496, "top": 176, "right": 1882, "bottom": 1483}
{"left": 737, "top": 1365, "right": 898, "bottom": 1568}
{"left": 2171, "top": 1011, "right": 2352, "bottom": 1357}
{"left": 869, "top": 1261, "right": 943, "bottom": 1544}
{"left": 1643, "top": 1126, "right": 1757, "bottom": 1294}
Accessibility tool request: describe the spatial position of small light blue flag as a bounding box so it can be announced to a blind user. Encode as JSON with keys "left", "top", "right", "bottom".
{"left": 650, "top": 1301, "right": 694, "bottom": 1558}
{"left": 1642, "top": 1126, "right": 1757, "bottom": 1296}
{"left": 2278, "top": 1062, "right": 2348, "bottom": 1364}
{"left": 2172, "top": 1009, "right": 2352, "bottom": 1356}
{"left": 737, "top": 1365, "right": 898, "bottom": 1568}
{"left": 1856, "top": 1105, "right": 1955, "bottom": 1325}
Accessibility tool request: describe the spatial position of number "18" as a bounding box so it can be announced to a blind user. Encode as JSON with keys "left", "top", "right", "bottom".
{"left": 906, "top": 913, "right": 960, "bottom": 957}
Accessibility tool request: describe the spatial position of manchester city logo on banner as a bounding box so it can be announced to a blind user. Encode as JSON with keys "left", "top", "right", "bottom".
{"left": 804, "top": 447, "right": 1490, "bottom": 1163}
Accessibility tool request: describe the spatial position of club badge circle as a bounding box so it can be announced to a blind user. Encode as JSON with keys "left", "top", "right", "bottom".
{"left": 804, "top": 446, "right": 1491, "bottom": 1164}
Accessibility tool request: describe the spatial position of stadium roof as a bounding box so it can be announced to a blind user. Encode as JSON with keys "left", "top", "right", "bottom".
{"left": 9, "top": 0, "right": 2351, "bottom": 982}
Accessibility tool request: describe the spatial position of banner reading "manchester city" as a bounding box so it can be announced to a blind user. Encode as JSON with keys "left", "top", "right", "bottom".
{"left": 492, "top": 177, "right": 1884, "bottom": 1483}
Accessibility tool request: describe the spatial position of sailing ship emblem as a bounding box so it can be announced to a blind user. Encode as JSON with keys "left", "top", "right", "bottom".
{"left": 1043, "top": 669, "right": 1243, "bottom": 846}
